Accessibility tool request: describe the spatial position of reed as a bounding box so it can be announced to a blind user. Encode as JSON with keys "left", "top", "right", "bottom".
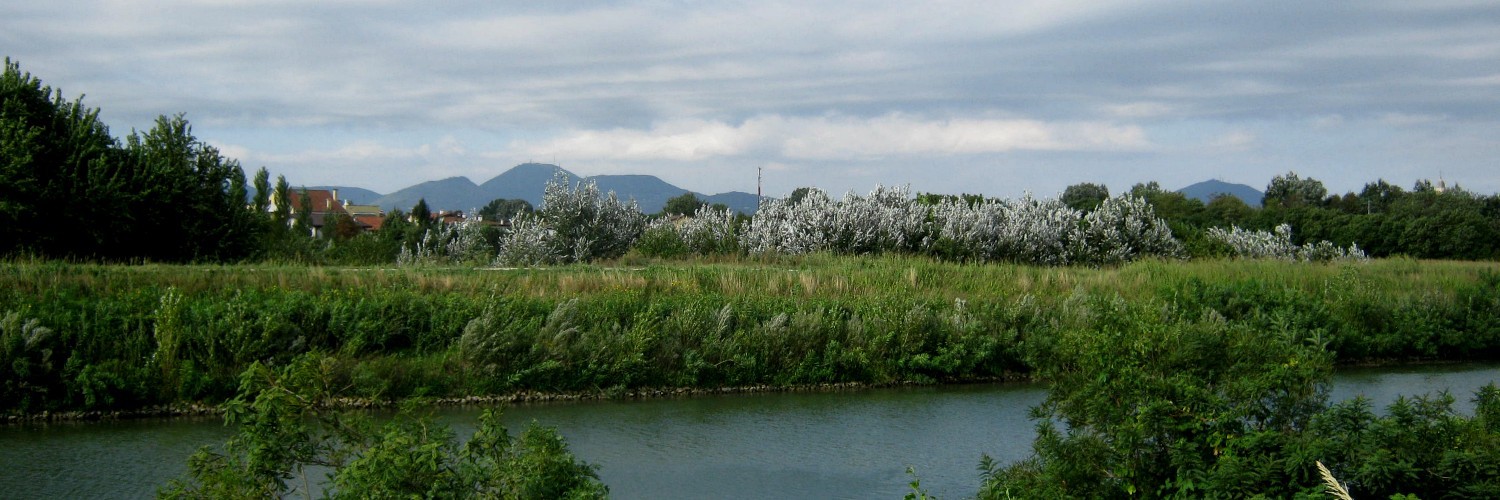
{"left": 1, "top": 256, "right": 1497, "bottom": 415}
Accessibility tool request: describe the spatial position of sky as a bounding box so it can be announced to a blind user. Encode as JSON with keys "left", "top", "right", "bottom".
{"left": 6, "top": 1, "right": 1500, "bottom": 200}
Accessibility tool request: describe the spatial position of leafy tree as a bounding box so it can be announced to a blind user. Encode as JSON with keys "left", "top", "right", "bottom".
{"left": 1358, "top": 179, "right": 1405, "bottom": 213}
{"left": 1263, "top": 171, "right": 1327, "bottom": 209}
{"left": 410, "top": 198, "right": 433, "bottom": 229}
{"left": 1060, "top": 182, "right": 1109, "bottom": 211}
{"left": 328, "top": 211, "right": 362, "bottom": 241}
{"left": 662, "top": 192, "right": 706, "bottom": 216}
{"left": 785, "top": 186, "right": 818, "bottom": 205}
{"left": 1203, "top": 193, "right": 1253, "bottom": 227}
{"left": 271, "top": 175, "right": 291, "bottom": 226}
{"left": 250, "top": 167, "right": 270, "bottom": 214}
{"left": 294, "top": 189, "right": 313, "bottom": 237}
{"left": 161, "top": 355, "right": 607, "bottom": 498}
{"left": 1, "top": 57, "right": 122, "bottom": 258}
{"left": 980, "top": 297, "right": 1335, "bottom": 498}
{"left": 115, "top": 114, "right": 257, "bottom": 261}
{"left": 478, "top": 198, "right": 533, "bottom": 221}
{"left": 2, "top": 60, "right": 261, "bottom": 262}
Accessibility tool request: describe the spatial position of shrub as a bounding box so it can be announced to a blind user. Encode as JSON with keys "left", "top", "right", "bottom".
{"left": 636, "top": 205, "right": 741, "bottom": 258}
{"left": 161, "top": 355, "right": 607, "bottom": 499}
{"left": 1207, "top": 223, "right": 1366, "bottom": 262}
{"left": 494, "top": 172, "right": 646, "bottom": 266}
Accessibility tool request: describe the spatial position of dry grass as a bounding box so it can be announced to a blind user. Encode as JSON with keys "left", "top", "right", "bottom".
{"left": 1317, "top": 461, "right": 1354, "bottom": 500}
{"left": 1, "top": 255, "right": 1494, "bottom": 305}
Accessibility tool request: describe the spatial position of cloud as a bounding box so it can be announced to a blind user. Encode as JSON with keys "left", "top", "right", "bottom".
{"left": 1379, "top": 113, "right": 1448, "bottom": 126}
{"left": 7, "top": 1, "right": 1500, "bottom": 196}
{"left": 1207, "top": 130, "right": 1257, "bottom": 151}
{"left": 1101, "top": 102, "right": 1176, "bottom": 119}
{"left": 512, "top": 114, "right": 1149, "bottom": 162}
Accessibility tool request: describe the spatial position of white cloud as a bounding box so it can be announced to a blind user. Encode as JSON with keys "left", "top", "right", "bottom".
{"left": 511, "top": 114, "right": 1149, "bottom": 162}
{"left": 1101, "top": 102, "right": 1175, "bottom": 119}
{"left": 1207, "top": 130, "right": 1256, "bottom": 151}
{"left": 1379, "top": 113, "right": 1448, "bottom": 126}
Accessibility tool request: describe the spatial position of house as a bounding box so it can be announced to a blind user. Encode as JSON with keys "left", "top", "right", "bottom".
{"left": 344, "top": 203, "right": 386, "bottom": 232}
{"left": 270, "top": 188, "right": 385, "bottom": 237}
{"left": 434, "top": 210, "right": 466, "bottom": 225}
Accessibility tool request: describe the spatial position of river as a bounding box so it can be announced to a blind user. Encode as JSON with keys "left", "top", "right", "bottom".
{"left": 2, "top": 363, "right": 1496, "bottom": 499}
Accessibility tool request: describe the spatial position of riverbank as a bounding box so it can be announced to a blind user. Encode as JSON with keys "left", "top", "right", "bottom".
{"left": 2, "top": 256, "right": 1497, "bottom": 419}
{"left": 0, "top": 376, "right": 1033, "bottom": 424}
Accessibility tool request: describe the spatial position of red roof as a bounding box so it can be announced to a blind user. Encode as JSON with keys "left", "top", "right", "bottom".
{"left": 353, "top": 214, "right": 385, "bottom": 231}
{"left": 289, "top": 189, "right": 345, "bottom": 214}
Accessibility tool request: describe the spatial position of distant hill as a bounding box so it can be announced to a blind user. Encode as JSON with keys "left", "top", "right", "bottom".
{"left": 476, "top": 163, "right": 579, "bottom": 208}
{"left": 590, "top": 175, "right": 692, "bottom": 213}
{"left": 373, "top": 177, "right": 486, "bottom": 213}
{"left": 368, "top": 163, "right": 760, "bottom": 214}
{"left": 1177, "top": 180, "right": 1263, "bottom": 207}
{"left": 703, "top": 191, "right": 760, "bottom": 214}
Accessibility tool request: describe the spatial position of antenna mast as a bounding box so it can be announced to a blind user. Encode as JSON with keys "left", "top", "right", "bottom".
{"left": 757, "top": 166, "right": 763, "bottom": 207}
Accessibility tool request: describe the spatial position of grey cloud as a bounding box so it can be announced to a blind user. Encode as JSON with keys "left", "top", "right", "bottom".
{"left": 5, "top": 1, "right": 1499, "bottom": 195}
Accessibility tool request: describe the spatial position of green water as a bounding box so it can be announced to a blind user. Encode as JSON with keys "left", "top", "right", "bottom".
{"left": 1, "top": 364, "right": 1495, "bottom": 499}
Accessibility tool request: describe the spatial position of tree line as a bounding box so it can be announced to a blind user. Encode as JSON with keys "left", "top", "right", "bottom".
{"left": 5, "top": 58, "right": 1498, "bottom": 265}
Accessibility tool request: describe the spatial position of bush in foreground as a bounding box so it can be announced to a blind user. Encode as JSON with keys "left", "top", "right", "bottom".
{"left": 160, "top": 355, "right": 606, "bottom": 499}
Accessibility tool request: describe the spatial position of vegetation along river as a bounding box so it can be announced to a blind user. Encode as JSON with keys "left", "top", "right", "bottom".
{"left": 0, "top": 364, "right": 1495, "bottom": 499}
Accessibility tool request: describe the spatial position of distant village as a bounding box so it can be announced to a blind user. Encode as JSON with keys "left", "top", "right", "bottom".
{"left": 277, "top": 188, "right": 492, "bottom": 238}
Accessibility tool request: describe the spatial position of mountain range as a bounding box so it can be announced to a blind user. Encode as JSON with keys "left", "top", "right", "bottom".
{"left": 320, "top": 163, "right": 760, "bottom": 215}
{"left": 1175, "top": 179, "right": 1264, "bottom": 207}
{"left": 312, "top": 163, "right": 1265, "bottom": 215}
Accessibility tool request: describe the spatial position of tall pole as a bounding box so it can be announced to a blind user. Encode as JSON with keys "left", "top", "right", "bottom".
{"left": 757, "top": 166, "right": 763, "bottom": 208}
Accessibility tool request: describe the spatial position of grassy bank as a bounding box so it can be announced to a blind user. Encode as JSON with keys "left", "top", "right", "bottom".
{"left": 2, "top": 256, "right": 1497, "bottom": 416}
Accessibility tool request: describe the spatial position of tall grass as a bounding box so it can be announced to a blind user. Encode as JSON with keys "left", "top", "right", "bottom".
{"left": 1, "top": 256, "right": 1497, "bottom": 415}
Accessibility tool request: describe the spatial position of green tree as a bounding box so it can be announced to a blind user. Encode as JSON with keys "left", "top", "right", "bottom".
{"left": 272, "top": 175, "right": 291, "bottom": 226}
{"left": 1263, "top": 171, "right": 1327, "bottom": 209}
{"left": 328, "top": 211, "right": 362, "bottom": 241}
{"left": 1061, "top": 183, "right": 1109, "bottom": 211}
{"left": 294, "top": 189, "right": 313, "bottom": 237}
{"left": 250, "top": 167, "right": 271, "bottom": 214}
{"left": 981, "top": 297, "right": 1334, "bottom": 498}
{"left": 161, "top": 355, "right": 607, "bottom": 498}
{"left": 1203, "top": 193, "right": 1253, "bottom": 227}
{"left": 410, "top": 198, "right": 433, "bottom": 229}
{"left": 1358, "top": 179, "right": 1405, "bottom": 213}
{"left": 478, "top": 198, "right": 533, "bottom": 221}
{"left": 662, "top": 192, "right": 705, "bottom": 216}
{"left": 116, "top": 114, "right": 257, "bottom": 261}
{"left": 1, "top": 57, "right": 123, "bottom": 258}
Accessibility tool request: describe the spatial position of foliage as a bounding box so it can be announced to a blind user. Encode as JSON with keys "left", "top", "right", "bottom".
{"left": 493, "top": 172, "right": 647, "bottom": 266}
{"left": 1305, "top": 390, "right": 1500, "bottom": 498}
{"left": 979, "top": 290, "right": 1500, "bottom": 498}
{"left": 0, "top": 310, "right": 58, "bottom": 413}
{"left": 2, "top": 258, "right": 1498, "bottom": 417}
{"left": 661, "top": 192, "right": 706, "bottom": 217}
{"left": 478, "top": 198, "right": 533, "bottom": 222}
{"left": 159, "top": 355, "right": 606, "bottom": 498}
{"left": 980, "top": 296, "right": 1335, "bottom": 498}
{"left": 743, "top": 185, "right": 1180, "bottom": 265}
{"left": 494, "top": 216, "right": 556, "bottom": 267}
{"left": 397, "top": 218, "right": 495, "bottom": 267}
{"left": 1207, "top": 223, "right": 1366, "bottom": 262}
{"left": 1061, "top": 182, "right": 1110, "bottom": 211}
{"left": 1264, "top": 170, "right": 1328, "bottom": 209}
{"left": 637, "top": 204, "right": 741, "bottom": 258}
{"left": 1, "top": 60, "right": 257, "bottom": 262}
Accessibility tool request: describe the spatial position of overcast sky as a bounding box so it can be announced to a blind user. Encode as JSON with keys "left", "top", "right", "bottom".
{"left": 6, "top": 1, "right": 1499, "bottom": 199}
